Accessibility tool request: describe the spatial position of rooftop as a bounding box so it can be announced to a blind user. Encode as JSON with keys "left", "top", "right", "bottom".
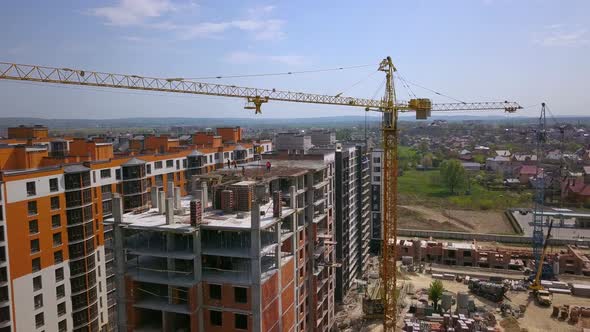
{"left": 106, "top": 195, "right": 295, "bottom": 232}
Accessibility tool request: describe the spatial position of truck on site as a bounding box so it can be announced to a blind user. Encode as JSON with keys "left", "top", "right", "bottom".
{"left": 468, "top": 279, "right": 508, "bottom": 302}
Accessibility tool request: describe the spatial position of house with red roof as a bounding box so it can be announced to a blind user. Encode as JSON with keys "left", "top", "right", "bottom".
{"left": 517, "top": 165, "right": 541, "bottom": 184}
{"left": 562, "top": 167, "right": 590, "bottom": 206}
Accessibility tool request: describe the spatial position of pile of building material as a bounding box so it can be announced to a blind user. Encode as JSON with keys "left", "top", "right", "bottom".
{"left": 571, "top": 283, "right": 590, "bottom": 298}
{"left": 541, "top": 280, "right": 572, "bottom": 294}
{"left": 403, "top": 312, "right": 497, "bottom": 332}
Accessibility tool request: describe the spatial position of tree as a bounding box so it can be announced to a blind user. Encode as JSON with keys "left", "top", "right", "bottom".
{"left": 428, "top": 280, "right": 444, "bottom": 311}
{"left": 421, "top": 155, "right": 433, "bottom": 168}
{"left": 440, "top": 159, "right": 466, "bottom": 194}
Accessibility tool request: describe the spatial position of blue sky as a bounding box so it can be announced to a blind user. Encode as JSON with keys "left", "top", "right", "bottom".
{"left": 0, "top": 0, "right": 588, "bottom": 119}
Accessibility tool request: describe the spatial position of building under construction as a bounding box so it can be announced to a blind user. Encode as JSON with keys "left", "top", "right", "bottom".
{"left": 106, "top": 153, "right": 337, "bottom": 331}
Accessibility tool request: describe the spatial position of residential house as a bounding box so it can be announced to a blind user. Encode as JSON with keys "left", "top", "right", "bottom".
{"left": 459, "top": 149, "right": 472, "bottom": 161}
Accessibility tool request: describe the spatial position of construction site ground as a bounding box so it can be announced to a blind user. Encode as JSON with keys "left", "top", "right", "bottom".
{"left": 334, "top": 256, "right": 590, "bottom": 332}
{"left": 399, "top": 205, "right": 516, "bottom": 234}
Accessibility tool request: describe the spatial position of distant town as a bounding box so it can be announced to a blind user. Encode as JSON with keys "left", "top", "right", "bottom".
{"left": 0, "top": 117, "right": 588, "bottom": 331}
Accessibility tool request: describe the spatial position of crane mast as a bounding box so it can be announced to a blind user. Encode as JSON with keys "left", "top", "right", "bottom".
{"left": 379, "top": 57, "right": 399, "bottom": 330}
{"left": 0, "top": 58, "right": 521, "bottom": 331}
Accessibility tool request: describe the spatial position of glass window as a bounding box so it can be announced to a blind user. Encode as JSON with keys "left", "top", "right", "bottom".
{"left": 53, "top": 233, "right": 62, "bottom": 246}
{"left": 35, "top": 312, "right": 44, "bottom": 328}
{"left": 28, "top": 201, "right": 38, "bottom": 215}
{"left": 166, "top": 160, "right": 173, "bottom": 168}
{"left": 52, "top": 214, "right": 61, "bottom": 228}
{"left": 210, "top": 310, "right": 222, "bottom": 326}
{"left": 0, "top": 306, "right": 9, "bottom": 323}
{"left": 32, "top": 257, "right": 41, "bottom": 272}
{"left": 34, "top": 294, "right": 43, "bottom": 309}
{"left": 51, "top": 196, "right": 60, "bottom": 210}
{"left": 100, "top": 169, "right": 111, "bottom": 178}
{"left": 234, "top": 287, "right": 247, "bottom": 303}
{"left": 209, "top": 284, "right": 221, "bottom": 300}
{"left": 29, "top": 220, "right": 39, "bottom": 234}
{"left": 49, "top": 178, "right": 59, "bottom": 192}
{"left": 55, "top": 267, "right": 64, "bottom": 282}
{"left": 155, "top": 161, "right": 163, "bottom": 169}
{"left": 26, "top": 182, "right": 36, "bottom": 196}
{"left": 57, "top": 302, "right": 66, "bottom": 316}
{"left": 31, "top": 239, "right": 40, "bottom": 254}
{"left": 33, "top": 275, "right": 42, "bottom": 291}
{"left": 58, "top": 320, "right": 67, "bottom": 332}
{"left": 235, "top": 314, "right": 248, "bottom": 330}
{"left": 0, "top": 286, "right": 8, "bottom": 302}
{"left": 146, "top": 164, "right": 152, "bottom": 174}
{"left": 56, "top": 284, "right": 65, "bottom": 298}
{"left": 54, "top": 250, "right": 63, "bottom": 264}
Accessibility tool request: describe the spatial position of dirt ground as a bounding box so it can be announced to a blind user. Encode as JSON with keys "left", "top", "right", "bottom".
{"left": 334, "top": 255, "right": 590, "bottom": 332}
{"left": 399, "top": 205, "right": 516, "bottom": 234}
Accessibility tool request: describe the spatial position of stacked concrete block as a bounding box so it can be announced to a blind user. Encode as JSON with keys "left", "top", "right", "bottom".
{"left": 232, "top": 185, "right": 253, "bottom": 211}
{"left": 221, "top": 190, "right": 234, "bottom": 213}
{"left": 190, "top": 199, "right": 202, "bottom": 226}
{"left": 273, "top": 191, "right": 282, "bottom": 218}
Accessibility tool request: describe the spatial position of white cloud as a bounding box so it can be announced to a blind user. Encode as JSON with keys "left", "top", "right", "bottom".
{"left": 90, "top": 1, "right": 285, "bottom": 41}
{"left": 534, "top": 26, "right": 588, "bottom": 47}
{"left": 225, "top": 51, "right": 306, "bottom": 65}
{"left": 247, "top": 5, "right": 276, "bottom": 16}
{"left": 91, "top": 0, "right": 176, "bottom": 26}
{"left": 175, "top": 19, "right": 285, "bottom": 40}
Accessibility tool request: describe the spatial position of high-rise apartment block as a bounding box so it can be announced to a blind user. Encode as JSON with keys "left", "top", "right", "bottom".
{"left": 370, "top": 149, "right": 383, "bottom": 253}
{"left": 276, "top": 131, "right": 372, "bottom": 303}
{"left": 333, "top": 144, "right": 371, "bottom": 302}
{"left": 106, "top": 153, "right": 337, "bottom": 331}
{"left": 0, "top": 125, "right": 266, "bottom": 332}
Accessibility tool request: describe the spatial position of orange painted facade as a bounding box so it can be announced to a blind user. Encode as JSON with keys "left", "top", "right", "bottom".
{"left": 144, "top": 136, "right": 180, "bottom": 153}
{"left": 0, "top": 125, "right": 269, "bottom": 332}
{"left": 7, "top": 125, "right": 48, "bottom": 139}
{"left": 69, "top": 139, "right": 114, "bottom": 160}
{"left": 193, "top": 132, "right": 223, "bottom": 147}
{"left": 217, "top": 127, "right": 242, "bottom": 143}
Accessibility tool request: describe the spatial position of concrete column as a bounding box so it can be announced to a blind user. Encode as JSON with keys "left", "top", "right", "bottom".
{"left": 193, "top": 228, "right": 204, "bottom": 332}
{"left": 167, "top": 181, "right": 175, "bottom": 198}
{"left": 166, "top": 231, "right": 176, "bottom": 322}
{"left": 290, "top": 209, "right": 298, "bottom": 329}
{"left": 250, "top": 201, "right": 262, "bottom": 332}
{"left": 191, "top": 175, "right": 200, "bottom": 193}
{"left": 150, "top": 186, "right": 159, "bottom": 209}
{"left": 201, "top": 181, "right": 208, "bottom": 209}
{"left": 305, "top": 172, "right": 316, "bottom": 325}
{"left": 158, "top": 191, "right": 166, "bottom": 214}
{"left": 289, "top": 186, "right": 297, "bottom": 209}
{"left": 174, "top": 187, "right": 181, "bottom": 209}
{"left": 112, "top": 194, "right": 127, "bottom": 332}
{"left": 166, "top": 197, "right": 174, "bottom": 224}
{"left": 274, "top": 221, "right": 283, "bottom": 331}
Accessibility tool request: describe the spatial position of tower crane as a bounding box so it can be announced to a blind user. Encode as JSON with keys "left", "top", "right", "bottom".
{"left": 0, "top": 58, "right": 521, "bottom": 331}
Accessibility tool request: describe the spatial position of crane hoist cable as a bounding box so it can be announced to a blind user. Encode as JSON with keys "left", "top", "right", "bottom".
{"left": 184, "top": 63, "right": 376, "bottom": 80}
{"left": 401, "top": 76, "right": 467, "bottom": 104}
{"left": 334, "top": 70, "right": 379, "bottom": 97}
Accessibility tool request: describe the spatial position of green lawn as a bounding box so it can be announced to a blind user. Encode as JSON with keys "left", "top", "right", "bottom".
{"left": 398, "top": 169, "right": 532, "bottom": 210}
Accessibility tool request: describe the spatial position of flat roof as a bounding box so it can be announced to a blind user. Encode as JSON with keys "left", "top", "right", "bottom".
{"left": 106, "top": 195, "right": 295, "bottom": 231}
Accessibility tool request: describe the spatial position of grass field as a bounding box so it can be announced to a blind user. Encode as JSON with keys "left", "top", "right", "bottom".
{"left": 398, "top": 169, "right": 532, "bottom": 210}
